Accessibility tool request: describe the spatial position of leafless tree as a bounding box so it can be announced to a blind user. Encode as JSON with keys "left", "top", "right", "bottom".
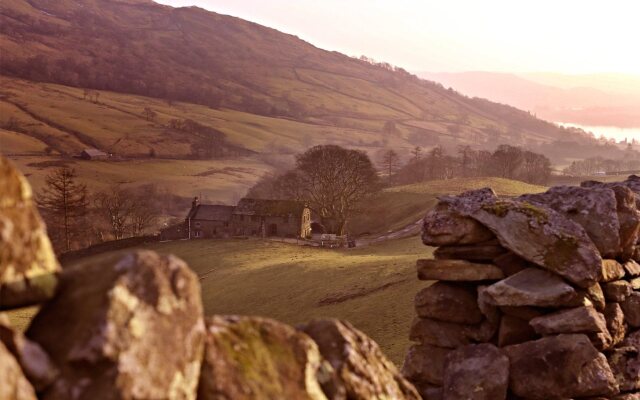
{"left": 93, "top": 186, "right": 133, "bottom": 240}
{"left": 295, "top": 145, "right": 380, "bottom": 235}
{"left": 37, "top": 168, "right": 88, "bottom": 251}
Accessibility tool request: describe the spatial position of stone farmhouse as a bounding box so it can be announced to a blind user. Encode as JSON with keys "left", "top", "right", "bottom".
{"left": 161, "top": 197, "right": 312, "bottom": 240}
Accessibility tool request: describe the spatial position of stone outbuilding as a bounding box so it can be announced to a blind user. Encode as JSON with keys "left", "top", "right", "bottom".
{"left": 186, "top": 201, "right": 235, "bottom": 239}
{"left": 231, "top": 198, "right": 311, "bottom": 238}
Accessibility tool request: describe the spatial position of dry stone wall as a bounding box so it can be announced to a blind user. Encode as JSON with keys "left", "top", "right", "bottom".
{"left": 0, "top": 155, "right": 420, "bottom": 399}
{"left": 403, "top": 178, "right": 640, "bottom": 400}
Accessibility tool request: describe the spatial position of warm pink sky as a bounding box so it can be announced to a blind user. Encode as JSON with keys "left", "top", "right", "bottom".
{"left": 155, "top": 0, "right": 640, "bottom": 75}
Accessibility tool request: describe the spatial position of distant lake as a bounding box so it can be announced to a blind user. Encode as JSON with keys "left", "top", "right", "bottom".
{"left": 558, "top": 122, "right": 640, "bottom": 143}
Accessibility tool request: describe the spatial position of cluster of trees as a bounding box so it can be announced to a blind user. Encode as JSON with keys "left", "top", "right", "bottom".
{"left": 37, "top": 168, "right": 181, "bottom": 253}
{"left": 564, "top": 156, "right": 640, "bottom": 176}
{"left": 248, "top": 145, "right": 380, "bottom": 235}
{"left": 377, "top": 144, "right": 552, "bottom": 185}
{"left": 166, "top": 118, "right": 249, "bottom": 159}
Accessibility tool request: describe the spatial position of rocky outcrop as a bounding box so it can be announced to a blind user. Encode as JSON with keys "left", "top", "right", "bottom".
{"left": 198, "top": 316, "right": 328, "bottom": 400}
{"left": 301, "top": 319, "right": 420, "bottom": 400}
{"left": 0, "top": 339, "right": 37, "bottom": 400}
{"left": 26, "top": 251, "right": 206, "bottom": 400}
{"left": 405, "top": 179, "right": 640, "bottom": 400}
{"left": 0, "top": 313, "right": 58, "bottom": 392}
{"left": 0, "top": 156, "right": 60, "bottom": 310}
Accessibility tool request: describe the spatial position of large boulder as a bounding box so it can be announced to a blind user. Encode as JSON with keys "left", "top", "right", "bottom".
{"left": 433, "top": 189, "right": 603, "bottom": 288}
{"left": 580, "top": 182, "right": 640, "bottom": 260}
{"left": 0, "top": 156, "right": 60, "bottom": 310}
{"left": 0, "top": 339, "right": 37, "bottom": 400}
{"left": 198, "top": 316, "right": 330, "bottom": 400}
{"left": 26, "top": 251, "right": 205, "bottom": 400}
{"left": 520, "top": 185, "right": 621, "bottom": 258}
{"left": 301, "top": 319, "right": 420, "bottom": 400}
{"left": 416, "top": 259, "right": 504, "bottom": 282}
{"left": 504, "top": 334, "right": 619, "bottom": 399}
{"left": 422, "top": 189, "right": 497, "bottom": 246}
{"left": 0, "top": 313, "right": 58, "bottom": 392}
{"left": 442, "top": 343, "right": 509, "bottom": 400}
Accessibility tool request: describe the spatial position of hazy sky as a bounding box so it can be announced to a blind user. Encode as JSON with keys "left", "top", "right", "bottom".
{"left": 155, "top": 0, "right": 640, "bottom": 74}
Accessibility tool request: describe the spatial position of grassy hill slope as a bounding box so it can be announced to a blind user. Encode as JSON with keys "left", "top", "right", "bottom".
{"left": 46, "top": 237, "right": 428, "bottom": 365}
{"left": 0, "top": 0, "right": 595, "bottom": 156}
{"left": 350, "top": 177, "right": 547, "bottom": 236}
{"left": 7, "top": 236, "right": 431, "bottom": 364}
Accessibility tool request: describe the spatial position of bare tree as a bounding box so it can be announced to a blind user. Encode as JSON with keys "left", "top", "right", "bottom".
{"left": 37, "top": 168, "right": 88, "bottom": 252}
{"left": 128, "top": 189, "right": 160, "bottom": 236}
{"left": 93, "top": 186, "right": 133, "bottom": 240}
{"left": 296, "top": 145, "right": 380, "bottom": 235}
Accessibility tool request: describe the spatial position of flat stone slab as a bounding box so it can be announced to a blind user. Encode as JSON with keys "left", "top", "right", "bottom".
{"left": 442, "top": 343, "right": 509, "bottom": 400}
{"left": 402, "top": 344, "right": 450, "bottom": 386}
{"left": 529, "top": 306, "right": 608, "bottom": 336}
{"left": 484, "top": 268, "right": 579, "bottom": 307}
{"left": 504, "top": 334, "right": 619, "bottom": 399}
{"left": 434, "top": 243, "right": 506, "bottom": 261}
{"left": 416, "top": 259, "right": 504, "bottom": 282}
{"left": 414, "top": 282, "right": 483, "bottom": 324}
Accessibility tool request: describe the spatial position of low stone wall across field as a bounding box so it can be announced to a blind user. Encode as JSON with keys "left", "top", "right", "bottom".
{"left": 403, "top": 177, "right": 640, "bottom": 399}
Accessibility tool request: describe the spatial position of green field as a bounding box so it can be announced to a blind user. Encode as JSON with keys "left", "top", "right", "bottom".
{"left": 0, "top": 76, "right": 412, "bottom": 158}
{"left": 5, "top": 176, "right": 551, "bottom": 365}
{"left": 5, "top": 237, "right": 432, "bottom": 365}
{"left": 350, "top": 177, "right": 547, "bottom": 236}
{"left": 9, "top": 155, "right": 273, "bottom": 205}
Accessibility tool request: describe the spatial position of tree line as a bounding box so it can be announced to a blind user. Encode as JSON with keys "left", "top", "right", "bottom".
{"left": 37, "top": 168, "right": 182, "bottom": 253}
{"left": 377, "top": 144, "right": 552, "bottom": 185}
{"left": 564, "top": 155, "right": 640, "bottom": 176}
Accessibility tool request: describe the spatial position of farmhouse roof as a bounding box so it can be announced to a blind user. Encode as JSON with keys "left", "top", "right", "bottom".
{"left": 234, "top": 198, "right": 306, "bottom": 217}
{"left": 81, "top": 148, "right": 108, "bottom": 157}
{"left": 187, "top": 205, "right": 235, "bottom": 221}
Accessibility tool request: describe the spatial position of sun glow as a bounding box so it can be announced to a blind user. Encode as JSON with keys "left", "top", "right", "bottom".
{"left": 155, "top": 0, "right": 640, "bottom": 74}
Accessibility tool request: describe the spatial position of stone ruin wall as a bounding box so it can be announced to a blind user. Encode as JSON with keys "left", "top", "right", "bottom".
{"left": 402, "top": 178, "right": 640, "bottom": 399}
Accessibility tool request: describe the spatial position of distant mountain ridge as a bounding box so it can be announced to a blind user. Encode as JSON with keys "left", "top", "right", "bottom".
{"left": 420, "top": 71, "right": 640, "bottom": 128}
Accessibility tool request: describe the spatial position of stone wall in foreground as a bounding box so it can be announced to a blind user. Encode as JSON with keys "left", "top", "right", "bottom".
{"left": 0, "top": 155, "right": 419, "bottom": 400}
{"left": 403, "top": 179, "right": 640, "bottom": 400}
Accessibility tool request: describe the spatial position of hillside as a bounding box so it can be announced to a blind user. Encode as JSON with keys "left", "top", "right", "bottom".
{"left": 350, "top": 177, "right": 547, "bottom": 236}
{"left": 0, "top": 0, "right": 597, "bottom": 158}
